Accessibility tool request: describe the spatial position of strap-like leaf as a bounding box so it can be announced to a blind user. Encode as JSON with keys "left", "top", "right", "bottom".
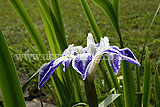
{"left": 0, "top": 28, "right": 26, "bottom": 107}
{"left": 98, "top": 94, "right": 121, "bottom": 107}
{"left": 9, "top": 0, "right": 47, "bottom": 54}
{"left": 92, "top": 0, "right": 123, "bottom": 48}
{"left": 155, "top": 65, "right": 160, "bottom": 106}
{"left": 113, "top": 0, "right": 119, "bottom": 20}
{"left": 38, "top": 0, "right": 68, "bottom": 51}
{"left": 142, "top": 47, "right": 151, "bottom": 107}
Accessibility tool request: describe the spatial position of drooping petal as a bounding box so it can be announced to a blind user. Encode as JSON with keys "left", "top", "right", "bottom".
{"left": 103, "top": 46, "right": 140, "bottom": 74}
{"left": 108, "top": 54, "right": 121, "bottom": 74}
{"left": 72, "top": 53, "right": 93, "bottom": 80}
{"left": 62, "top": 60, "right": 71, "bottom": 71}
{"left": 39, "top": 57, "right": 71, "bottom": 88}
{"left": 119, "top": 48, "right": 140, "bottom": 66}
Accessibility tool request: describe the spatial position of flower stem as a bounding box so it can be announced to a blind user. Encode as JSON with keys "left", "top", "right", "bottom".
{"left": 84, "top": 78, "right": 98, "bottom": 107}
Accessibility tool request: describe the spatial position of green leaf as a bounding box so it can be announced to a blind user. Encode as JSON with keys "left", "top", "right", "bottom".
{"left": 80, "top": 0, "right": 101, "bottom": 41}
{"left": 92, "top": 0, "right": 123, "bottom": 48}
{"left": 50, "top": 74, "right": 70, "bottom": 106}
{"left": 0, "top": 28, "right": 26, "bottom": 107}
{"left": 70, "top": 67, "right": 83, "bottom": 102}
{"left": 50, "top": 0, "right": 66, "bottom": 38}
{"left": 38, "top": 0, "right": 67, "bottom": 51}
{"left": 39, "top": 4, "right": 61, "bottom": 55}
{"left": 155, "top": 65, "right": 160, "bottom": 106}
{"left": 98, "top": 94, "right": 121, "bottom": 107}
{"left": 122, "top": 60, "right": 135, "bottom": 107}
{"left": 72, "top": 102, "right": 89, "bottom": 107}
{"left": 113, "top": 0, "right": 119, "bottom": 20}
{"left": 9, "top": 0, "right": 47, "bottom": 54}
{"left": 99, "top": 62, "right": 112, "bottom": 91}
{"left": 142, "top": 47, "right": 151, "bottom": 107}
{"left": 45, "top": 83, "right": 59, "bottom": 106}
{"left": 104, "top": 56, "right": 124, "bottom": 107}
{"left": 149, "top": 4, "right": 160, "bottom": 31}
{"left": 136, "top": 66, "right": 142, "bottom": 107}
{"left": 136, "top": 4, "right": 160, "bottom": 106}
{"left": 22, "top": 70, "right": 39, "bottom": 92}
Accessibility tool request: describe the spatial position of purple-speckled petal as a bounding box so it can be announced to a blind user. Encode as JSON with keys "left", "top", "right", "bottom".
{"left": 119, "top": 48, "right": 140, "bottom": 66}
{"left": 72, "top": 53, "right": 93, "bottom": 80}
{"left": 39, "top": 57, "right": 71, "bottom": 88}
{"left": 108, "top": 54, "right": 121, "bottom": 74}
{"left": 62, "top": 60, "right": 71, "bottom": 71}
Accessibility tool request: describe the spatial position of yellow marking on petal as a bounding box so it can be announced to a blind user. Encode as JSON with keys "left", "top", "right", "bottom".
{"left": 88, "top": 54, "right": 103, "bottom": 80}
{"left": 76, "top": 48, "right": 81, "bottom": 54}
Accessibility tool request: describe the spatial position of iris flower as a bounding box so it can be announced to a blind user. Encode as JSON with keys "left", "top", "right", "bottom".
{"left": 38, "top": 33, "right": 140, "bottom": 88}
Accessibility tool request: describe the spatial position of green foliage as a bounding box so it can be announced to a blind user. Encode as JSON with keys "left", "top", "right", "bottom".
{"left": 99, "top": 94, "right": 121, "bottom": 107}
{"left": 9, "top": 0, "right": 47, "bottom": 54}
{"left": 122, "top": 61, "right": 135, "bottom": 107}
{"left": 92, "top": 0, "right": 123, "bottom": 48}
{"left": 0, "top": 28, "right": 26, "bottom": 107}
{"left": 155, "top": 66, "right": 160, "bottom": 106}
{"left": 143, "top": 47, "right": 151, "bottom": 107}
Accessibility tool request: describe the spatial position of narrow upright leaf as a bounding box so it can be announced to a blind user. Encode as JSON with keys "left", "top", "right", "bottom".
{"left": 98, "top": 94, "right": 121, "bottom": 107}
{"left": 0, "top": 28, "right": 26, "bottom": 107}
{"left": 9, "top": 0, "right": 47, "bottom": 54}
{"left": 50, "top": 0, "right": 66, "bottom": 38}
{"left": 143, "top": 47, "right": 151, "bottom": 107}
{"left": 122, "top": 60, "right": 135, "bottom": 107}
{"left": 80, "top": 0, "right": 101, "bottom": 41}
{"left": 113, "top": 0, "right": 119, "bottom": 20}
{"left": 38, "top": 0, "right": 68, "bottom": 51}
{"left": 155, "top": 65, "right": 160, "bottom": 106}
{"left": 92, "top": 0, "right": 123, "bottom": 48}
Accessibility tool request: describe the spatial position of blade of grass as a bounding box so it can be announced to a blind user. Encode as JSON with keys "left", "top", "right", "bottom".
{"left": 38, "top": 0, "right": 67, "bottom": 51}
{"left": 38, "top": 90, "right": 43, "bottom": 107}
{"left": 0, "top": 28, "right": 26, "bottom": 107}
{"left": 136, "top": 4, "right": 160, "bottom": 106}
{"left": 50, "top": 74, "right": 69, "bottom": 106}
{"left": 91, "top": 0, "right": 123, "bottom": 48}
{"left": 70, "top": 67, "right": 83, "bottom": 102}
{"left": 39, "top": 4, "right": 61, "bottom": 55}
{"left": 9, "top": 0, "right": 47, "bottom": 54}
{"left": 104, "top": 58, "right": 124, "bottom": 107}
{"left": 50, "top": 0, "right": 66, "bottom": 39}
{"left": 113, "top": 0, "right": 119, "bottom": 21}
{"left": 122, "top": 60, "right": 135, "bottom": 107}
{"left": 99, "top": 62, "right": 112, "bottom": 91}
{"left": 72, "top": 102, "right": 89, "bottom": 107}
{"left": 142, "top": 47, "right": 151, "bottom": 107}
{"left": 80, "top": 0, "right": 101, "bottom": 41}
{"left": 155, "top": 65, "right": 160, "bottom": 107}
{"left": 136, "top": 66, "right": 142, "bottom": 107}
{"left": 45, "top": 83, "right": 59, "bottom": 106}
{"left": 98, "top": 94, "right": 121, "bottom": 107}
